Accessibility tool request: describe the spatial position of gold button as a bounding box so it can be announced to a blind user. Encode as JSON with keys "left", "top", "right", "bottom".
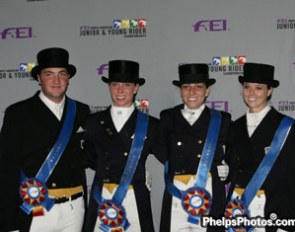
{"left": 51, "top": 183, "right": 56, "bottom": 187}
{"left": 198, "top": 140, "right": 203, "bottom": 144}
{"left": 197, "top": 154, "right": 201, "bottom": 158}
{"left": 177, "top": 141, "right": 182, "bottom": 146}
{"left": 123, "top": 152, "right": 128, "bottom": 156}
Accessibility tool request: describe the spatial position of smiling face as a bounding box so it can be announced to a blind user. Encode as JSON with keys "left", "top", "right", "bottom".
{"left": 109, "top": 82, "right": 139, "bottom": 107}
{"left": 242, "top": 82, "right": 273, "bottom": 113}
{"left": 180, "top": 83, "right": 210, "bottom": 109}
{"left": 37, "top": 67, "right": 70, "bottom": 103}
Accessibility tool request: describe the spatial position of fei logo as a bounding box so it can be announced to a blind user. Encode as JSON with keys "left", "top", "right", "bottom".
{"left": 0, "top": 27, "right": 33, "bottom": 39}
{"left": 96, "top": 63, "right": 108, "bottom": 76}
{"left": 193, "top": 20, "right": 227, "bottom": 32}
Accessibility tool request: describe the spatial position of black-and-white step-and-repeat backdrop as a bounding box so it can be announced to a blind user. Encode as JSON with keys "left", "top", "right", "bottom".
{"left": 1, "top": 0, "right": 295, "bottom": 230}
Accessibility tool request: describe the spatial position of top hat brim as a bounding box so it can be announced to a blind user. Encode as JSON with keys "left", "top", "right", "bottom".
{"left": 238, "top": 76, "right": 279, "bottom": 88}
{"left": 102, "top": 76, "right": 145, "bottom": 86}
{"left": 31, "top": 64, "right": 76, "bottom": 80}
{"left": 172, "top": 78, "right": 216, "bottom": 87}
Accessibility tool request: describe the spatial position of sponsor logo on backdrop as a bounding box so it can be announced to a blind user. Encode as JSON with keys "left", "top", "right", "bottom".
{"left": 277, "top": 19, "right": 295, "bottom": 30}
{"left": 193, "top": 19, "right": 229, "bottom": 32}
{"left": 0, "top": 27, "right": 33, "bottom": 39}
{"left": 209, "top": 56, "right": 246, "bottom": 76}
{"left": 278, "top": 100, "right": 295, "bottom": 112}
{"left": 206, "top": 100, "right": 230, "bottom": 112}
{"left": 80, "top": 18, "right": 146, "bottom": 38}
{"left": 0, "top": 63, "right": 35, "bottom": 80}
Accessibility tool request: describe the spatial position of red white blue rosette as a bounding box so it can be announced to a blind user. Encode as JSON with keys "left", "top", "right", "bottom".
{"left": 181, "top": 187, "right": 212, "bottom": 224}
{"left": 19, "top": 177, "right": 53, "bottom": 216}
{"left": 225, "top": 198, "right": 251, "bottom": 232}
{"left": 98, "top": 201, "right": 130, "bottom": 232}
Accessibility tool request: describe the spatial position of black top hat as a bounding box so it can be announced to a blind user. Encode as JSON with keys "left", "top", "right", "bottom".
{"left": 172, "top": 63, "right": 215, "bottom": 87}
{"left": 102, "top": 60, "right": 145, "bottom": 86}
{"left": 239, "top": 62, "right": 279, "bottom": 87}
{"left": 31, "top": 47, "right": 76, "bottom": 80}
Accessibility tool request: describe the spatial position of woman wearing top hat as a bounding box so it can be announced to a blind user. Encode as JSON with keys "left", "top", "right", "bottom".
{"left": 159, "top": 63, "right": 232, "bottom": 232}
{"left": 225, "top": 63, "right": 295, "bottom": 232}
{"left": 84, "top": 60, "right": 165, "bottom": 232}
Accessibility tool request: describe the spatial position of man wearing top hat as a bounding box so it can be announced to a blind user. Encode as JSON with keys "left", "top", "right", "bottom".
{"left": 225, "top": 63, "right": 295, "bottom": 232}
{"left": 159, "top": 63, "right": 232, "bottom": 231}
{"left": 0, "top": 47, "right": 90, "bottom": 232}
{"left": 84, "top": 60, "right": 165, "bottom": 232}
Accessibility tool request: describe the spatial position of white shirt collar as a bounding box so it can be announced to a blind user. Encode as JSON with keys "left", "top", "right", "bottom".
{"left": 181, "top": 104, "right": 205, "bottom": 125}
{"left": 39, "top": 91, "right": 65, "bottom": 120}
{"left": 246, "top": 105, "right": 271, "bottom": 123}
{"left": 246, "top": 105, "right": 271, "bottom": 136}
{"left": 111, "top": 104, "right": 135, "bottom": 132}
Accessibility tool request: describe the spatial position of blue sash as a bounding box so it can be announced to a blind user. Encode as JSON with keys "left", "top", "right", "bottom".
{"left": 93, "top": 111, "right": 149, "bottom": 232}
{"left": 225, "top": 116, "right": 294, "bottom": 231}
{"left": 165, "top": 109, "right": 222, "bottom": 224}
{"left": 19, "top": 98, "right": 77, "bottom": 215}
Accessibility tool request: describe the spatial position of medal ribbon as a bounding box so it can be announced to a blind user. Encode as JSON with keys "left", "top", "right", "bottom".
{"left": 225, "top": 116, "right": 294, "bottom": 232}
{"left": 93, "top": 111, "right": 149, "bottom": 231}
{"left": 20, "top": 98, "right": 76, "bottom": 215}
{"left": 165, "top": 109, "right": 222, "bottom": 223}
{"left": 241, "top": 116, "right": 294, "bottom": 207}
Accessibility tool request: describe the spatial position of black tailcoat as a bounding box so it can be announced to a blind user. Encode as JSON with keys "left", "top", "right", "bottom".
{"left": 0, "top": 92, "right": 90, "bottom": 232}
{"left": 226, "top": 107, "right": 295, "bottom": 232}
{"left": 159, "top": 104, "right": 232, "bottom": 232}
{"left": 84, "top": 107, "right": 165, "bottom": 232}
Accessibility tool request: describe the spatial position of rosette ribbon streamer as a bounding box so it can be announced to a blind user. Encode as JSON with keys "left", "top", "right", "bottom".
{"left": 225, "top": 116, "right": 294, "bottom": 232}
{"left": 165, "top": 109, "right": 222, "bottom": 224}
{"left": 93, "top": 112, "right": 149, "bottom": 232}
{"left": 20, "top": 99, "right": 76, "bottom": 216}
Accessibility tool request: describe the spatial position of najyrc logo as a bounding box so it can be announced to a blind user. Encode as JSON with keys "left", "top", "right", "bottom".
{"left": 277, "top": 19, "right": 295, "bottom": 30}
{"left": 0, "top": 62, "right": 35, "bottom": 80}
{"left": 80, "top": 18, "right": 146, "bottom": 38}
{"left": 278, "top": 100, "right": 295, "bottom": 112}
{"left": 206, "top": 100, "right": 230, "bottom": 112}
{"left": 0, "top": 27, "right": 33, "bottom": 39}
{"left": 209, "top": 56, "right": 246, "bottom": 76}
{"left": 193, "top": 20, "right": 228, "bottom": 32}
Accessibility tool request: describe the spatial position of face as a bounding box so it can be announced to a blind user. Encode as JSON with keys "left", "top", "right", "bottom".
{"left": 180, "top": 83, "right": 210, "bottom": 109}
{"left": 242, "top": 82, "right": 273, "bottom": 113}
{"left": 37, "top": 67, "right": 70, "bottom": 103}
{"left": 109, "top": 82, "right": 139, "bottom": 107}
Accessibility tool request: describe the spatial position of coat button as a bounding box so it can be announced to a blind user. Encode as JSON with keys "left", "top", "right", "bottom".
{"left": 197, "top": 154, "right": 201, "bottom": 158}
{"left": 198, "top": 140, "right": 203, "bottom": 144}
{"left": 177, "top": 141, "right": 182, "bottom": 146}
{"left": 105, "top": 167, "right": 110, "bottom": 171}
{"left": 51, "top": 183, "right": 57, "bottom": 187}
{"left": 123, "top": 152, "right": 128, "bottom": 156}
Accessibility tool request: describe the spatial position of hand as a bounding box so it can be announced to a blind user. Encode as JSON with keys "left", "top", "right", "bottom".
{"left": 217, "top": 160, "right": 229, "bottom": 181}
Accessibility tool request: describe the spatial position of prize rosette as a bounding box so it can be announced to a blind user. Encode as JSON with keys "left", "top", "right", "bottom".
{"left": 19, "top": 177, "right": 54, "bottom": 216}
{"left": 225, "top": 198, "right": 251, "bottom": 232}
{"left": 98, "top": 201, "right": 130, "bottom": 232}
{"left": 181, "top": 187, "right": 212, "bottom": 224}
